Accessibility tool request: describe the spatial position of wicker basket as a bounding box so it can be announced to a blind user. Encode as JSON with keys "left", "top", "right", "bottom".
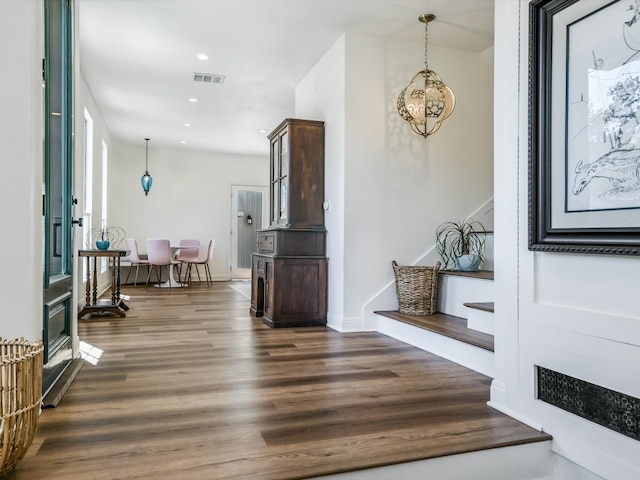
{"left": 392, "top": 260, "right": 441, "bottom": 315}
{"left": 0, "top": 338, "right": 44, "bottom": 475}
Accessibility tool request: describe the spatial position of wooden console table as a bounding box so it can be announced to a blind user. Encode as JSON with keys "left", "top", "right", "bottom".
{"left": 78, "top": 249, "right": 129, "bottom": 319}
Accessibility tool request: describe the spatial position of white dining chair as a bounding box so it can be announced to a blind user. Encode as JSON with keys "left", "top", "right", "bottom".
{"left": 145, "top": 239, "right": 180, "bottom": 291}
{"left": 184, "top": 239, "right": 215, "bottom": 286}
{"left": 175, "top": 239, "right": 200, "bottom": 283}
{"left": 124, "top": 238, "right": 149, "bottom": 287}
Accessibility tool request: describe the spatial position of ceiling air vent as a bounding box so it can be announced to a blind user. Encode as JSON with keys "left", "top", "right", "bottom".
{"left": 193, "top": 72, "right": 225, "bottom": 84}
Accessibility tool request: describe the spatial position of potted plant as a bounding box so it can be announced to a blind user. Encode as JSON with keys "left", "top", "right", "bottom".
{"left": 435, "top": 218, "right": 487, "bottom": 271}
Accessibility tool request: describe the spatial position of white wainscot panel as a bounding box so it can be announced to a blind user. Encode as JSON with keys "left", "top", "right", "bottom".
{"left": 522, "top": 253, "right": 640, "bottom": 345}
{"left": 521, "top": 301, "right": 640, "bottom": 347}
{"left": 533, "top": 253, "right": 640, "bottom": 319}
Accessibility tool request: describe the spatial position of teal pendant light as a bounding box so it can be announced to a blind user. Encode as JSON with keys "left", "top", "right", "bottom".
{"left": 141, "top": 137, "right": 153, "bottom": 196}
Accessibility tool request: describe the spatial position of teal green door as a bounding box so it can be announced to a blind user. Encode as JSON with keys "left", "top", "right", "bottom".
{"left": 42, "top": 0, "right": 75, "bottom": 395}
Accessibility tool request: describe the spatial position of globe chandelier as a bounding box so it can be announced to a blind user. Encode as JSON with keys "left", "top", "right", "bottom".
{"left": 397, "top": 14, "right": 455, "bottom": 137}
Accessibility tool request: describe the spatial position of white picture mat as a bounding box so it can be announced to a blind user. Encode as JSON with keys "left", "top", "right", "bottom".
{"left": 550, "top": 0, "right": 640, "bottom": 229}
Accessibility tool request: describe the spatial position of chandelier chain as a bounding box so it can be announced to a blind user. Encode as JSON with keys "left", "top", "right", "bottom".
{"left": 424, "top": 17, "right": 429, "bottom": 71}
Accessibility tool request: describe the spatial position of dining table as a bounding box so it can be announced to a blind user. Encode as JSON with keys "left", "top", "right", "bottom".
{"left": 152, "top": 245, "right": 192, "bottom": 288}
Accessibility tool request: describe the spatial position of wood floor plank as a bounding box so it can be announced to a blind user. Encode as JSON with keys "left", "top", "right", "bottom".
{"left": 4, "top": 281, "right": 550, "bottom": 480}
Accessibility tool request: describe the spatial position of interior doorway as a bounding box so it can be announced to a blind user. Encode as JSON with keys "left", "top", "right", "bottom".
{"left": 42, "top": 0, "right": 75, "bottom": 396}
{"left": 231, "top": 185, "right": 269, "bottom": 279}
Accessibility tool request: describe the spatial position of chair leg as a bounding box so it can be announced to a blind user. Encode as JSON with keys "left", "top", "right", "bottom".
{"left": 155, "top": 265, "right": 167, "bottom": 291}
{"left": 145, "top": 265, "right": 154, "bottom": 289}
{"left": 133, "top": 264, "right": 140, "bottom": 287}
{"left": 205, "top": 264, "right": 212, "bottom": 287}
{"left": 125, "top": 264, "right": 133, "bottom": 285}
{"left": 184, "top": 263, "right": 191, "bottom": 285}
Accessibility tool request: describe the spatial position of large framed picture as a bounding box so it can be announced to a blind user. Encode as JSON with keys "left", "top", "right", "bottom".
{"left": 529, "top": 0, "right": 640, "bottom": 255}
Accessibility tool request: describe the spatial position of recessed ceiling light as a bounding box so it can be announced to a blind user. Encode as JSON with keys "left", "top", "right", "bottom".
{"left": 189, "top": 98, "right": 198, "bottom": 103}
{"left": 197, "top": 54, "right": 208, "bottom": 61}
{"left": 258, "top": 129, "right": 267, "bottom": 134}
{"left": 180, "top": 140, "right": 188, "bottom": 144}
{"left": 184, "top": 123, "right": 191, "bottom": 127}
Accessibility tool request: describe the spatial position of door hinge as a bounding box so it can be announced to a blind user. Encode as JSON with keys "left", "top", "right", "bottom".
{"left": 42, "top": 58, "right": 45, "bottom": 82}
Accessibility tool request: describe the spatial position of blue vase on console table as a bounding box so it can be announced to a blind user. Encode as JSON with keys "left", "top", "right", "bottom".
{"left": 96, "top": 240, "right": 110, "bottom": 250}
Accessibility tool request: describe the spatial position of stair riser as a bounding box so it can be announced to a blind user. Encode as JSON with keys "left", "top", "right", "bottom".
{"left": 377, "top": 315, "right": 494, "bottom": 377}
{"left": 437, "top": 275, "right": 494, "bottom": 318}
{"left": 313, "top": 440, "right": 553, "bottom": 480}
{"left": 467, "top": 308, "right": 495, "bottom": 335}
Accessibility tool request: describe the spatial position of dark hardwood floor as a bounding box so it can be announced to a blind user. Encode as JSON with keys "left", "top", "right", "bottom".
{"left": 6, "top": 281, "right": 550, "bottom": 479}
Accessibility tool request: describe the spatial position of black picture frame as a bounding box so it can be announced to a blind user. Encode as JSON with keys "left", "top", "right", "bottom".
{"left": 529, "top": 0, "right": 640, "bottom": 255}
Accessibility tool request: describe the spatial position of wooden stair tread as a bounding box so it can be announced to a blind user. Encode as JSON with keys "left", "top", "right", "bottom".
{"left": 440, "top": 270, "right": 494, "bottom": 280}
{"left": 375, "top": 310, "right": 494, "bottom": 352}
{"left": 464, "top": 302, "right": 494, "bottom": 313}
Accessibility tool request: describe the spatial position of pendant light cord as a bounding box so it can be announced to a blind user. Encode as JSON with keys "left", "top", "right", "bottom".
{"left": 144, "top": 138, "right": 150, "bottom": 174}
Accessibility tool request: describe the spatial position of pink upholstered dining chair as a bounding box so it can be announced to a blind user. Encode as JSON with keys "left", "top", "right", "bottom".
{"left": 175, "top": 239, "right": 200, "bottom": 283}
{"left": 184, "top": 239, "right": 215, "bottom": 286}
{"left": 124, "top": 238, "right": 149, "bottom": 287}
{"left": 145, "top": 239, "right": 180, "bottom": 291}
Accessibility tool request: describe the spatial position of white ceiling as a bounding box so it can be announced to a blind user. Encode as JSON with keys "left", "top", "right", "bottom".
{"left": 79, "top": 0, "right": 494, "bottom": 157}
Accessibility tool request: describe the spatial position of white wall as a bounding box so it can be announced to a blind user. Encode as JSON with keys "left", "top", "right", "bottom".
{"left": 492, "top": 1, "right": 640, "bottom": 478}
{"left": 78, "top": 76, "right": 116, "bottom": 295}
{"left": 296, "top": 35, "right": 347, "bottom": 330}
{"left": 297, "top": 32, "right": 494, "bottom": 331}
{"left": 108, "top": 142, "right": 268, "bottom": 280}
{"left": 0, "top": 1, "right": 43, "bottom": 341}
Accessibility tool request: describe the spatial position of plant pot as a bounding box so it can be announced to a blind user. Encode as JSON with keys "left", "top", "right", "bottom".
{"left": 456, "top": 254, "right": 481, "bottom": 271}
{"left": 96, "top": 240, "right": 110, "bottom": 250}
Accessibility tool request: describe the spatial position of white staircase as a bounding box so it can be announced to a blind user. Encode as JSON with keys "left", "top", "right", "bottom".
{"left": 372, "top": 271, "right": 560, "bottom": 480}
{"left": 368, "top": 226, "right": 562, "bottom": 480}
{"left": 375, "top": 269, "right": 495, "bottom": 378}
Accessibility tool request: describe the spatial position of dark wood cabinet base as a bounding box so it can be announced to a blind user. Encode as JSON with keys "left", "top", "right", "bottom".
{"left": 251, "top": 253, "right": 327, "bottom": 328}
{"left": 259, "top": 316, "right": 327, "bottom": 328}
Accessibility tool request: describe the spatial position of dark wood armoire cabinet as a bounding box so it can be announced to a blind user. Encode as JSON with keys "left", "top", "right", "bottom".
{"left": 250, "top": 119, "right": 327, "bottom": 328}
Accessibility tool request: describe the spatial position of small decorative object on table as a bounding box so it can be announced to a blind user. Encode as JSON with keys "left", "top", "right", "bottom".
{"left": 0, "top": 338, "right": 44, "bottom": 475}
{"left": 96, "top": 237, "right": 110, "bottom": 250}
{"left": 86, "top": 226, "right": 126, "bottom": 251}
{"left": 392, "top": 260, "right": 441, "bottom": 315}
{"left": 435, "top": 218, "right": 486, "bottom": 271}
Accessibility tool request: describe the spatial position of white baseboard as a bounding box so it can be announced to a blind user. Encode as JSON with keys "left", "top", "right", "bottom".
{"left": 327, "top": 314, "right": 364, "bottom": 332}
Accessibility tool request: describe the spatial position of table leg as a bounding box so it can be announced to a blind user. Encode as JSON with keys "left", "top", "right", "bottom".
{"left": 115, "top": 257, "right": 129, "bottom": 310}
{"left": 85, "top": 256, "right": 91, "bottom": 306}
{"left": 155, "top": 262, "right": 186, "bottom": 288}
{"left": 92, "top": 257, "right": 98, "bottom": 304}
{"left": 110, "top": 256, "right": 117, "bottom": 305}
